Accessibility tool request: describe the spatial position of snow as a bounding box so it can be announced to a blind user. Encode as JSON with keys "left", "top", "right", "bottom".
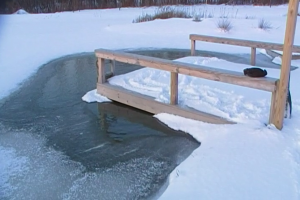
{"left": 1, "top": 4, "right": 300, "bottom": 200}
{"left": 13, "top": 9, "right": 29, "bottom": 14}
{"left": 81, "top": 89, "right": 111, "bottom": 103}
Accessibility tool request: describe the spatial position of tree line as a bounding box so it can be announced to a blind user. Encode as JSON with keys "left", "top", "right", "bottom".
{"left": 0, "top": 0, "right": 289, "bottom": 14}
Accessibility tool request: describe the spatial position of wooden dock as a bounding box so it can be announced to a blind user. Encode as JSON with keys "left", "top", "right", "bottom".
{"left": 95, "top": 48, "right": 278, "bottom": 126}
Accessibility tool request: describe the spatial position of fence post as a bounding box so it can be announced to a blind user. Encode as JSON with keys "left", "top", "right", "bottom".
{"left": 272, "top": 0, "right": 298, "bottom": 130}
{"left": 269, "top": 81, "right": 279, "bottom": 124}
{"left": 191, "top": 40, "right": 196, "bottom": 56}
{"left": 97, "top": 58, "right": 105, "bottom": 84}
{"left": 170, "top": 72, "right": 178, "bottom": 105}
{"left": 251, "top": 47, "right": 256, "bottom": 66}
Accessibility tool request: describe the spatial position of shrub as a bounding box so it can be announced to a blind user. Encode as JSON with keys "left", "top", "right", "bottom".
{"left": 133, "top": 6, "right": 192, "bottom": 23}
{"left": 193, "top": 9, "right": 214, "bottom": 19}
{"left": 217, "top": 19, "right": 233, "bottom": 32}
{"left": 132, "top": 13, "right": 153, "bottom": 23}
{"left": 258, "top": 18, "right": 272, "bottom": 30}
{"left": 154, "top": 6, "right": 191, "bottom": 19}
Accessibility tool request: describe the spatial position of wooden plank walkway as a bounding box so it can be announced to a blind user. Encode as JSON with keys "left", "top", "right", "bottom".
{"left": 95, "top": 49, "right": 278, "bottom": 125}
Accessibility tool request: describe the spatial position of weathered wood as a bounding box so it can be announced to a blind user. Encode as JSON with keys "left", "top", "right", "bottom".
{"left": 170, "top": 72, "right": 178, "bottom": 105}
{"left": 97, "top": 58, "right": 105, "bottom": 84}
{"left": 251, "top": 47, "right": 256, "bottom": 66}
{"left": 269, "top": 84, "right": 278, "bottom": 124}
{"left": 189, "top": 34, "right": 300, "bottom": 53}
{"left": 191, "top": 39, "right": 196, "bottom": 56}
{"left": 272, "top": 0, "right": 299, "bottom": 130}
{"left": 97, "top": 83, "right": 234, "bottom": 124}
{"left": 95, "top": 49, "right": 278, "bottom": 92}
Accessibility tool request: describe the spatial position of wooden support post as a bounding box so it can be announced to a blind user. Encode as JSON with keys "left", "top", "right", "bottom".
{"left": 170, "top": 72, "right": 178, "bottom": 105}
{"left": 269, "top": 81, "right": 279, "bottom": 124}
{"left": 271, "top": 0, "right": 298, "bottom": 130}
{"left": 97, "top": 58, "right": 105, "bottom": 84}
{"left": 251, "top": 47, "right": 256, "bottom": 66}
{"left": 191, "top": 39, "right": 196, "bottom": 56}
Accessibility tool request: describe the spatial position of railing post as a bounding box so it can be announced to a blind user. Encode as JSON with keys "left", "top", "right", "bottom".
{"left": 97, "top": 58, "right": 105, "bottom": 84}
{"left": 191, "top": 39, "right": 196, "bottom": 56}
{"left": 170, "top": 72, "right": 178, "bottom": 105}
{"left": 269, "top": 81, "right": 279, "bottom": 124}
{"left": 272, "top": 0, "right": 298, "bottom": 130}
{"left": 251, "top": 47, "right": 256, "bottom": 66}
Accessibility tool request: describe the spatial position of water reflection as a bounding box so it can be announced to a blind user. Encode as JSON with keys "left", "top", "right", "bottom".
{"left": 0, "top": 50, "right": 201, "bottom": 200}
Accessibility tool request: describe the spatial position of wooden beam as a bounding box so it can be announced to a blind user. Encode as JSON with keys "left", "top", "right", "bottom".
{"left": 95, "top": 49, "right": 278, "bottom": 92}
{"left": 97, "top": 58, "right": 105, "bottom": 84}
{"left": 251, "top": 47, "right": 256, "bottom": 66}
{"left": 272, "top": 0, "right": 299, "bottom": 130}
{"left": 189, "top": 34, "right": 300, "bottom": 53}
{"left": 97, "top": 83, "right": 235, "bottom": 124}
{"left": 170, "top": 72, "right": 178, "bottom": 105}
{"left": 191, "top": 39, "right": 196, "bottom": 56}
{"left": 269, "top": 83, "right": 278, "bottom": 124}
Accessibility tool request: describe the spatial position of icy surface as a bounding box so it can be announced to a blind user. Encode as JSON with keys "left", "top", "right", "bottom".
{"left": 82, "top": 89, "right": 111, "bottom": 103}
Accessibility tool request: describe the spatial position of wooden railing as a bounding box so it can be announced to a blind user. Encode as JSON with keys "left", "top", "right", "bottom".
{"left": 190, "top": 34, "right": 300, "bottom": 129}
{"left": 190, "top": 34, "right": 300, "bottom": 66}
{"left": 95, "top": 49, "right": 278, "bottom": 125}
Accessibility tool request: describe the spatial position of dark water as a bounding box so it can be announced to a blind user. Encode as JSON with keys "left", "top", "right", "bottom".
{"left": 0, "top": 49, "right": 203, "bottom": 200}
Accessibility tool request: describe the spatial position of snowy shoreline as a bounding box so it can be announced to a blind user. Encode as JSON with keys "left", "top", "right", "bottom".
{"left": 1, "top": 4, "right": 300, "bottom": 200}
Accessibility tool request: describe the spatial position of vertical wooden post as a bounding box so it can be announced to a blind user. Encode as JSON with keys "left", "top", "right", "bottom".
{"left": 191, "top": 39, "right": 196, "bottom": 56}
{"left": 170, "top": 72, "right": 178, "bottom": 105}
{"left": 269, "top": 81, "right": 279, "bottom": 124}
{"left": 271, "top": 0, "right": 298, "bottom": 130}
{"left": 97, "top": 58, "right": 105, "bottom": 84}
{"left": 251, "top": 47, "right": 256, "bottom": 66}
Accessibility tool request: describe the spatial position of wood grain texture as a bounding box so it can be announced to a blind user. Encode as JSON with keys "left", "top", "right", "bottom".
{"left": 251, "top": 47, "right": 256, "bottom": 66}
{"left": 170, "top": 72, "right": 178, "bottom": 105}
{"left": 272, "top": 0, "right": 299, "bottom": 130}
{"left": 95, "top": 49, "right": 278, "bottom": 92}
{"left": 97, "top": 83, "right": 235, "bottom": 124}
{"left": 191, "top": 39, "right": 196, "bottom": 56}
{"left": 189, "top": 34, "right": 300, "bottom": 53}
{"left": 97, "top": 58, "right": 105, "bottom": 84}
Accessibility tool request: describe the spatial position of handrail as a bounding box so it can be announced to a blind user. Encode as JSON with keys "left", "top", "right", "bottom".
{"left": 190, "top": 34, "right": 300, "bottom": 53}
{"left": 95, "top": 48, "right": 277, "bottom": 92}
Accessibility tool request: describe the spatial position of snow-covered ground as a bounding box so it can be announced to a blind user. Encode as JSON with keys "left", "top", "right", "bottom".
{"left": 1, "top": 4, "right": 300, "bottom": 200}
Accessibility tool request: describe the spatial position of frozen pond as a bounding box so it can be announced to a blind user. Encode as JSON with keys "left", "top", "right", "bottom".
{"left": 0, "top": 49, "right": 284, "bottom": 200}
{"left": 0, "top": 49, "right": 201, "bottom": 200}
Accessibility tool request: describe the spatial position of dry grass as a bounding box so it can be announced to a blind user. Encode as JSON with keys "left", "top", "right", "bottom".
{"left": 217, "top": 18, "right": 233, "bottom": 32}
{"left": 133, "top": 6, "right": 192, "bottom": 23}
{"left": 258, "top": 18, "right": 272, "bottom": 30}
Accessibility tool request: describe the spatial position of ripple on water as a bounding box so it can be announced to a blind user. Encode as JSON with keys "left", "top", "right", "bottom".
{"left": 0, "top": 50, "right": 201, "bottom": 200}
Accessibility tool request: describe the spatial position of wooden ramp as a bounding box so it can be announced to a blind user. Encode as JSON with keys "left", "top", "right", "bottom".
{"left": 95, "top": 49, "right": 278, "bottom": 125}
